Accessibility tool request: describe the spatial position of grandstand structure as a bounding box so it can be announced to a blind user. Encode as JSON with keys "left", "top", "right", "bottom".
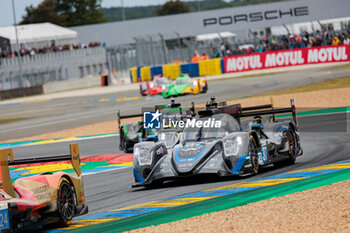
{"left": 0, "top": 23, "right": 106, "bottom": 91}
{"left": 0, "top": 0, "right": 349, "bottom": 92}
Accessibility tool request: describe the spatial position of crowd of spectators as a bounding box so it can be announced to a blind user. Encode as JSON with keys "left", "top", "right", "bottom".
{"left": 0, "top": 41, "right": 102, "bottom": 59}
{"left": 211, "top": 28, "right": 350, "bottom": 58}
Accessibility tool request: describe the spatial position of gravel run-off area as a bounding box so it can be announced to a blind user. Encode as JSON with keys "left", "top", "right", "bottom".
{"left": 129, "top": 179, "right": 350, "bottom": 233}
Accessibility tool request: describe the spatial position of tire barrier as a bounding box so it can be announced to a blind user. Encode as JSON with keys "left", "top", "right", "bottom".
{"left": 140, "top": 66, "right": 152, "bottom": 82}
{"left": 163, "top": 64, "right": 181, "bottom": 80}
{"left": 129, "top": 58, "right": 224, "bottom": 83}
{"left": 180, "top": 63, "right": 199, "bottom": 77}
{"left": 150, "top": 66, "right": 163, "bottom": 79}
{"left": 129, "top": 45, "right": 350, "bottom": 83}
{"left": 130, "top": 67, "right": 138, "bottom": 83}
{"left": 198, "top": 58, "right": 222, "bottom": 76}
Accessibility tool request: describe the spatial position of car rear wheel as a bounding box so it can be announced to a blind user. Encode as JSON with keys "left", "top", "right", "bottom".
{"left": 140, "top": 85, "right": 147, "bottom": 96}
{"left": 202, "top": 81, "right": 208, "bottom": 93}
{"left": 249, "top": 135, "right": 259, "bottom": 174}
{"left": 286, "top": 128, "right": 297, "bottom": 165}
{"left": 56, "top": 178, "right": 75, "bottom": 227}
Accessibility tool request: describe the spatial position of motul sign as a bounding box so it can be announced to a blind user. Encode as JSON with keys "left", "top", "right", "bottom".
{"left": 224, "top": 45, "right": 350, "bottom": 73}
{"left": 307, "top": 47, "right": 348, "bottom": 63}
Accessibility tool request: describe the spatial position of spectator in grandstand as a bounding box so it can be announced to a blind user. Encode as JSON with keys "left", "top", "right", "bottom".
{"left": 0, "top": 41, "right": 102, "bottom": 59}
{"left": 271, "top": 40, "right": 280, "bottom": 50}
{"left": 290, "top": 35, "right": 300, "bottom": 49}
{"left": 220, "top": 42, "right": 225, "bottom": 57}
{"left": 211, "top": 48, "right": 220, "bottom": 58}
{"left": 231, "top": 47, "right": 241, "bottom": 56}
{"left": 263, "top": 35, "right": 269, "bottom": 46}
{"left": 332, "top": 36, "right": 341, "bottom": 46}
{"left": 201, "top": 52, "right": 209, "bottom": 60}
{"left": 344, "top": 34, "right": 350, "bottom": 45}
{"left": 314, "top": 35, "right": 324, "bottom": 46}
{"left": 280, "top": 40, "right": 289, "bottom": 50}
{"left": 325, "top": 34, "right": 333, "bottom": 45}
{"left": 281, "top": 34, "right": 289, "bottom": 44}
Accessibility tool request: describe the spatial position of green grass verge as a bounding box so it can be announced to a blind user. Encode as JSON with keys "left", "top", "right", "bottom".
{"left": 67, "top": 168, "right": 350, "bottom": 233}
{"left": 259, "top": 76, "right": 350, "bottom": 96}
{"left": 325, "top": 62, "right": 350, "bottom": 70}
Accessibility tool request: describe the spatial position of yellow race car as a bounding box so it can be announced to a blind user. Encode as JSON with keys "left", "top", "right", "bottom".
{"left": 0, "top": 143, "right": 88, "bottom": 232}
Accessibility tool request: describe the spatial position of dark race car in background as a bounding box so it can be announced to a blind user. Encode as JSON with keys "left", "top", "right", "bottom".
{"left": 117, "top": 99, "right": 195, "bottom": 152}
{"left": 132, "top": 97, "right": 302, "bottom": 187}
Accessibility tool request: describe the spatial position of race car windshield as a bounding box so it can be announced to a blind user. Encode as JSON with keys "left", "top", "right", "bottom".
{"left": 176, "top": 78, "right": 190, "bottom": 85}
{"left": 155, "top": 78, "right": 169, "bottom": 85}
{"left": 182, "top": 114, "right": 241, "bottom": 142}
{"left": 158, "top": 130, "right": 178, "bottom": 148}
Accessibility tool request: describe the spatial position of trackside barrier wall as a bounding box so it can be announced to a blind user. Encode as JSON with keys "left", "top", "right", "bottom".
{"left": 129, "top": 45, "right": 350, "bottom": 83}
{"left": 140, "top": 66, "right": 152, "bottom": 82}
{"left": 163, "top": 64, "right": 181, "bottom": 80}
{"left": 224, "top": 45, "right": 350, "bottom": 73}
{"left": 150, "top": 66, "right": 163, "bottom": 79}
{"left": 130, "top": 67, "right": 138, "bottom": 83}
{"left": 180, "top": 63, "right": 200, "bottom": 77}
{"left": 221, "top": 59, "right": 225, "bottom": 74}
{"left": 198, "top": 58, "right": 222, "bottom": 76}
{"left": 137, "top": 66, "right": 142, "bottom": 82}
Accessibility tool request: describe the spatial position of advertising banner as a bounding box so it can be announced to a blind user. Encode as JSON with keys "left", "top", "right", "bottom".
{"left": 224, "top": 45, "right": 350, "bottom": 73}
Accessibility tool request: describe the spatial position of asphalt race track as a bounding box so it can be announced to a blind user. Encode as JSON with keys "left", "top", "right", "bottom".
{"left": 1, "top": 66, "right": 350, "bottom": 141}
{"left": 1, "top": 66, "right": 350, "bottom": 215}
{"left": 12, "top": 112, "right": 350, "bottom": 213}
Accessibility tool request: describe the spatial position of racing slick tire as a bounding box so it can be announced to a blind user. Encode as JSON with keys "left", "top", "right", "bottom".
{"left": 56, "top": 178, "right": 75, "bottom": 227}
{"left": 249, "top": 135, "right": 259, "bottom": 174}
{"left": 140, "top": 85, "right": 147, "bottom": 96}
{"left": 286, "top": 127, "right": 297, "bottom": 165}
{"left": 119, "top": 127, "right": 128, "bottom": 152}
{"left": 273, "top": 127, "right": 298, "bottom": 167}
{"left": 202, "top": 81, "right": 208, "bottom": 93}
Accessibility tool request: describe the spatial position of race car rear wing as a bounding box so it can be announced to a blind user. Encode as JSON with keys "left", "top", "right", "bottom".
{"left": 219, "top": 96, "right": 274, "bottom": 112}
{"left": 234, "top": 99, "right": 298, "bottom": 126}
{"left": 0, "top": 143, "right": 81, "bottom": 198}
{"left": 117, "top": 101, "right": 196, "bottom": 129}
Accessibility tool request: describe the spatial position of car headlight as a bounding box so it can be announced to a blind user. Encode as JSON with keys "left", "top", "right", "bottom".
{"left": 223, "top": 136, "right": 243, "bottom": 157}
{"left": 134, "top": 145, "right": 152, "bottom": 166}
{"left": 191, "top": 80, "right": 198, "bottom": 89}
{"left": 159, "top": 132, "right": 178, "bottom": 148}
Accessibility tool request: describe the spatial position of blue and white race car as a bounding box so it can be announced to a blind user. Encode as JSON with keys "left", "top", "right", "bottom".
{"left": 132, "top": 97, "right": 303, "bottom": 187}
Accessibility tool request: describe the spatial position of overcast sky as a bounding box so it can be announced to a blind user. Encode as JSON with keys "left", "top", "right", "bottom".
{"left": 0, "top": 0, "right": 190, "bottom": 27}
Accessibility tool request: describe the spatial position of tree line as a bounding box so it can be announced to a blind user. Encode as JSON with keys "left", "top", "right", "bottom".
{"left": 20, "top": 0, "right": 286, "bottom": 27}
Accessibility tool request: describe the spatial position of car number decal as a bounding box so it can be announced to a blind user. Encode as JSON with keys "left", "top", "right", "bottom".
{"left": 258, "top": 145, "right": 268, "bottom": 165}
{"left": 0, "top": 205, "right": 10, "bottom": 230}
